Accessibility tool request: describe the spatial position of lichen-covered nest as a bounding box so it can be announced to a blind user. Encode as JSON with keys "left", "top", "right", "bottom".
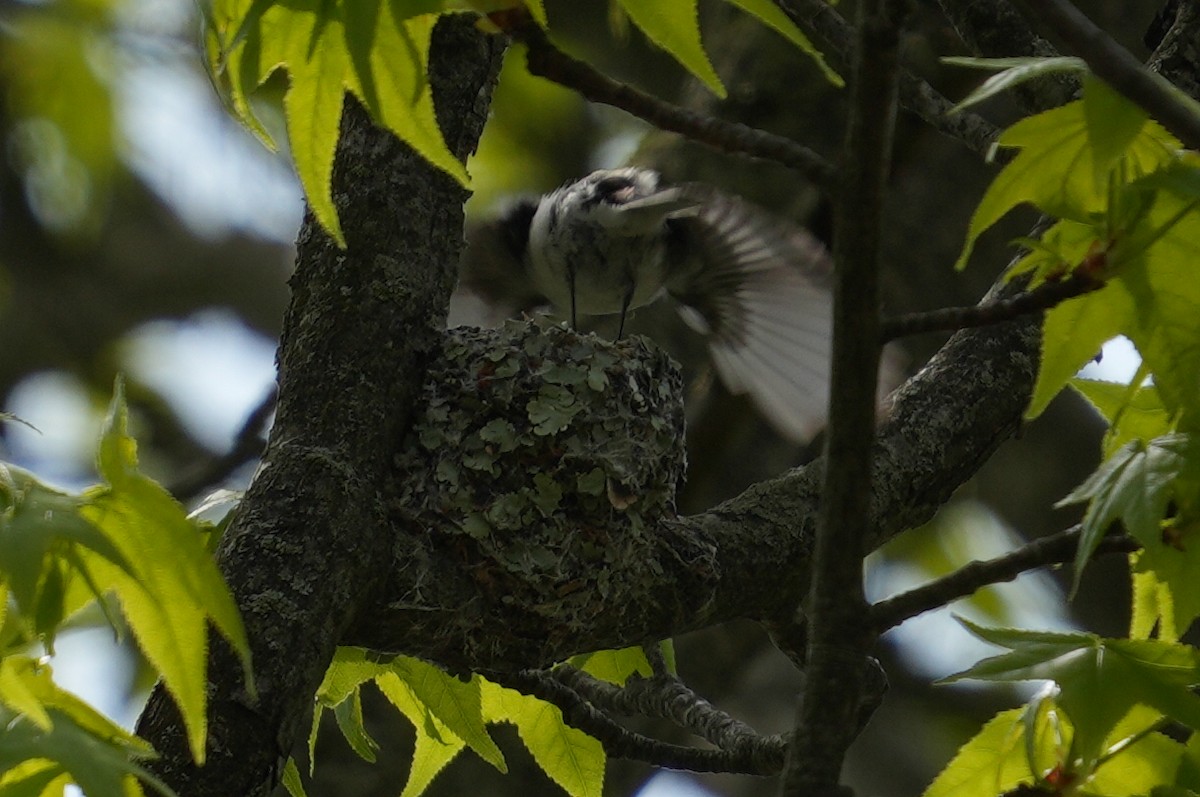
{"left": 391, "top": 320, "right": 686, "bottom": 654}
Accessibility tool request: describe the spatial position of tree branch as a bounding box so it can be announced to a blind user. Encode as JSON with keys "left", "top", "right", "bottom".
{"left": 871, "top": 525, "right": 1139, "bottom": 632}
{"left": 879, "top": 272, "right": 1104, "bottom": 342}
{"left": 489, "top": 10, "right": 836, "bottom": 188}
{"left": 134, "top": 19, "right": 505, "bottom": 797}
{"left": 503, "top": 670, "right": 787, "bottom": 774}
{"left": 551, "top": 666, "right": 762, "bottom": 751}
{"left": 782, "top": 2, "right": 907, "bottom": 795}
{"left": 1009, "top": 0, "right": 1200, "bottom": 150}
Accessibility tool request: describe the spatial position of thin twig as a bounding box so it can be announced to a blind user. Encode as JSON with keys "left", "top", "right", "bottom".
{"left": 879, "top": 272, "right": 1104, "bottom": 342}
{"left": 168, "top": 385, "right": 276, "bottom": 502}
{"left": 488, "top": 10, "right": 837, "bottom": 188}
{"left": 871, "top": 525, "right": 1139, "bottom": 632}
{"left": 1010, "top": 0, "right": 1200, "bottom": 150}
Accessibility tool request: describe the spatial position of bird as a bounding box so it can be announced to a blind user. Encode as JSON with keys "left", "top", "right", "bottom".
{"left": 451, "top": 166, "right": 842, "bottom": 443}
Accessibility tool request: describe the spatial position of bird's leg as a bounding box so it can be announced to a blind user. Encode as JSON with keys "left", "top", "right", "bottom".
{"left": 568, "top": 263, "right": 578, "bottom": 329}
{"left": 617, "top": 282, "right": 635, "bottom": 339}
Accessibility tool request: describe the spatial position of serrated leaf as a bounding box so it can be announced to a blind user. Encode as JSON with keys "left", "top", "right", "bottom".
{"left": 1058, "top": 434, "right": 1200, "bottom": 593}
{"left": 1027, "top": 271, "right": 1134, "bottom": 420}
{"left": 721, "top": 0, "right": 841, "bottom": 86}
{"left": 921, "top": 708, "right": 1036, "bottom": 797}
{"left": 375, "top": 672, "right": 466, "bottom": 797}
{"left": 955, "top": 99, "right": 1175, "bottom": 270}
{"left": 1131, "top": 536, "right": 1200, "bottom": 642}
{"left": 207, "top": 1, "right": 467, "bottom": 246}
{"left": 1070, "top": 379, "right": 1172, "bottom": 457}
{"left": 80, "top": 380, "right": 253, "bottom": 764}
{"left": 0, "top": 706, "right": 169, "bottom": 797}
{"left": 568, "top": 647, "right": 652, "bottom": 686}
{"left": 943, "top": 56, "right": 1085, "bottom": 113}
{"left": 333, "top": 688, "right": 379, "bottom": 762}
{"left": 280, "top": 757, "right": 309, "bottom": 797}
{"left": 316, "top": 647, "right": 391, "bottom": 706}
{"left": 946, "top": 621, "right": 1200, "bottom": 766}
{"left": 481, "top": 679, "right": 605, "bottom": 797}
{"left": 1090, "top": 705, "right": 1184, "bottom": 797}
{"left": 394, "top": 657, "right": 506, "bottom": 771}
{"left": 616, "top": 0, "right": 724, "bottom": 97}
{"left": 0, "top": 469, "right": 135, "bottom": 647}
{"left": 1084, "top": 77, "right": 1150, "bottom": 189}
{"left": 0, "top": 663, "right": 170, "bottom": 797}
{"left": 1111, "top": 189, "right": 1200, "bottom": 425}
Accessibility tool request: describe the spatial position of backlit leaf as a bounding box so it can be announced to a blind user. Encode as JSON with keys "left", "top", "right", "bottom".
{"left": 615, "top": 0, "right": 724, "bottom": 97}
{"left": 81, "top": 380, "right": 253, "bottom": 764}
{"left": 481, "top": 679, "right": 605, "bottom": 797}
{"left": 945, "top": 621, "right": 1200, "bottom": 766}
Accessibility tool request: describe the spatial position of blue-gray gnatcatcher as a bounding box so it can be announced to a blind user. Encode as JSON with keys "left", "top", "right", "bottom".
{"left": 452, "top": 167, "right": 840, "bottom": 443}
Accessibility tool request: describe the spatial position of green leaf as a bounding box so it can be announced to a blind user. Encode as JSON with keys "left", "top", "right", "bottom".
{"left": 921, "top": 708, "right": 1038, "bottom": 797}
{"left": 394, "top": 657, "right": 506, "bottom": 771}
{"left": 0, "top": 6, "right": 119, "bottom": 233}
{"left": 568, "top": 647, "right": 652, "bottom": 686}
{"left": 1058, "top": 433, "right": 1200, "bottom": 593}
{"left": 1070, "top": 379, "right": 1172, "bottom": 457}
{"left": 280, "top": 757, "right": 309, "bottom": 797}
{"left": 0, "top": 660, "right": 172, "bottom": 797}
{"left": 481, "top": 679, "right": 605, "bottom": 797}
{"left": 942, "top": 56, "right": 1086, "bottom": 113}
{"left": 615, "top": 0, "right": 724, "bottom": 97}
{"left": 208, "top": 1, "right": 467, "bottom": 246}
{"left": 333, "top": 688, "right": 379, "bottom": 762}
{"left": 954, "top": 99, "right": 1175, "bottom": 270}
{"left": 81, "top": 379, "right": 253, "bottom": 764}
{"left": 1111, "top": 189, "right": 1200, "bottom": 425}
{"left": 1027, "top": 265, "right": 1134, "bottom": 420}
{"left": 1131, "top": 535, "right": 1200, "bottom": 643}
{"left": 1084, "top": 77, "right": 1150, "bottom": 189}
{"left": 0, "top": 467, "right": 134, "bottom": 647}
{"left": 945, "top": 621, "right": 1200, "bottom": 766}
{"left": 1090, "top": 705, "right": 1184, "bottom": 797}
{"left": 721, "top": 0, "right": 841, "bottom": 86}
{"left": 375, "top": 672, "right": 467, "bottom": 797}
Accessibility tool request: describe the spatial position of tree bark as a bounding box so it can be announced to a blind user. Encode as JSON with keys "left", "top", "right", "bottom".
{"left": 134, "top": 18, "right": 505, "bottom": 796}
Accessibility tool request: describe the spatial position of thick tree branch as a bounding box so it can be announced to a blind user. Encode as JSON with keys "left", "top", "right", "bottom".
{"left": 1010, "top": 0, "right": 1200, "bottom": 150}
{"left": 490, "top": 10, "right": 836, "bottom": 188}
{"left": 781, "top": 2, "right": 906, "bottom": 795}
{"left": 871, "top": 525, "right": 1139, "bottom": 632}
{"left": 134, "top": 19, "right": 505, "bottom": 797}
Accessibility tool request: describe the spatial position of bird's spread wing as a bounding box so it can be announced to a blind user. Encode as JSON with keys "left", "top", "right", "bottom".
{"left": 665, "top": 185, "right": 836, "bottom": 443}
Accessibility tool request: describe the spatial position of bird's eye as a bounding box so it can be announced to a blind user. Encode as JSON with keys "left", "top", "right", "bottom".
{"left": 595, "top": 175, "right": 637, "bottom": 204}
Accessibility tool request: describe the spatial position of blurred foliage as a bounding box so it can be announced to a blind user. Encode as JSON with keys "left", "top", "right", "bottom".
{"left": 0, "top": 382, "right": 252, "bottom": 792}
{"left": 0, "top": 0, "right": 119, "bottom": 236}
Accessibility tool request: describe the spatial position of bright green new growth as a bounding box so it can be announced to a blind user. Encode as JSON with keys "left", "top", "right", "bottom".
{"left": 0, "top": 379, "right": 254, "bottom": 793}
{"left": 294, "top": 647, "right": 609, "bottom": 797}
{"left": 202, "top": 0, "right": 838, "bottom": 246}
{"left": 934, "top": 621, "right": 1200, "bottom": 793}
